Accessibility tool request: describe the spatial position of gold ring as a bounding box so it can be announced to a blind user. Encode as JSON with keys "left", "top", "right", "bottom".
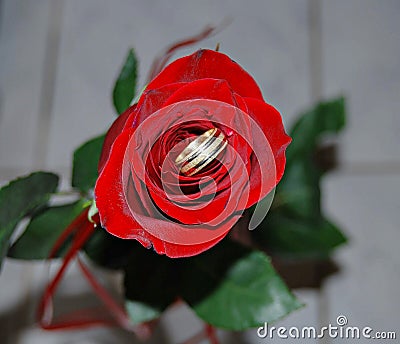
{"left": 175, "top": 127, "right": 227, "bottom": 176}
{"left": 174, "top": 128, "right": 217, "bottom": 165}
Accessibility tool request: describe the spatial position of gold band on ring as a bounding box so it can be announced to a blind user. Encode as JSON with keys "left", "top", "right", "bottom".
{"left": 174, "top": 127, "right": 227, "bottom": 176}
{"left": 174, "top": 128, "right": 217, "bottom": 165}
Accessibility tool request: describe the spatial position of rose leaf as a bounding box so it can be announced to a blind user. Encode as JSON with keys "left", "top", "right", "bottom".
{"left": 113, "top": 48, "right": 138, "bottom": 115}
{"left": 181, "top": 240, "right": 302, "bottom": 330}
{"left": 279, "top": 96, "right": 346, "bottom": 219}
{"left": 125, "top": 300, "right": 161, "bottom": 326}
{"left": 84, "top": 228, "right": 137, "bottom": 270}
{"left": 253, "top": 97, "right": 347, "bottom": 258}
{"left": 72, "top": 134, "right": 105, "bottom": 193}
{"left": 286, "top": 96, "right": 346, "bottom": 164}
{"left": 123, "top": 243, "right": 180, "bottom": 324}
{"left": 0, "top": 172, "right": 59, "bottom": 268}
{"left": 8, "top": 199, "right": 88, "bottom": 260}
{"left": 256, "top": 211, "right": 347, "bottom": 259}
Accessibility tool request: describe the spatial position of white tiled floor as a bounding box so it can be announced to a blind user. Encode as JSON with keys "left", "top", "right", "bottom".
{"left": 0, "top": 0, "right": 399, "bottom": 343}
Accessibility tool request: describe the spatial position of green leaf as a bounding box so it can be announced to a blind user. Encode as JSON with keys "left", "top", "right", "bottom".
{"left": 280, "top": 97, "right": 346, "bottom": 219}
{"left": 123, "top": 243, "right": 180, "bottom": 324}
{"left": 255, "top": 212, "right": 347, "bottom": 259}
{"left": 72, "top": 134, "right": 105, "bottom": 193}
{"left": 125, "top": 300, "right": 161, "bottom": 325}
{"left": 181, "top": 240, "right": 302, "bottom": 330}
{"left": 8, "top": 199, "right": 87, "bottom": 260}
{"left": 276, "top": 159, "right": 322, "bottom": 219}
{"left": 286, "top": 96, "right": 346, "bottom": 163}
{"left": 0, "top": 172, "right": 59, "bottom": 268}
{"left": 113, "top": 48, "right": 138, "bottom": 115}
{"left": 122, "top": 239, "right": 300, "bottom": 329}
{"left": 84, "top": 228, "right": 136, "bottom": 270}
{"left": 252, "top": 97, "right": 347, "bottom": 258}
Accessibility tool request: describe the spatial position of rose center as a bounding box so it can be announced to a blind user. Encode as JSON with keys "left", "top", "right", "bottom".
{"left": 174, "top": 127, "right": 227, "bottom": 176}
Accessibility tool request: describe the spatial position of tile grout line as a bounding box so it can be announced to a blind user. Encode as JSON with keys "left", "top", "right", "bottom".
{"left": 3, "top": 161, "right": 400, "bottom": 182}
{"left": 308, "top": 1, "right": 332, "bottom": 344}
{"left": 17, "top": 1, "right": 64, "bottom": 343}
{"left": 309, "top": 0, "right": 323, "bottom": 103}
{"left": 2, "top": 162, "right": 400, "bottom": 183}
{"left": 32, "top": 0, "right": 64, "bottom": 169}
{"left": 0, "top": 2, "right": 12, "bottom": 343}
{"left": 0, "top": 0, "right": 4, "bottom": 133}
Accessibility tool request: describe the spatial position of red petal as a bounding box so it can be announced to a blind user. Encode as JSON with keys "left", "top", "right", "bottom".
{"left": 98, "top": 105, "right": 135, "bottom": 173}
{"left": 243, "top": 97, "right": 292, "bottom": 207}
{"left": 95, "top": 128, "right": 153, "bottom": 246}
{"left": 162, "top": 78, "right": 241, "bottom": 109}
{"left": 95, "top": 127, "right": 240, "bottom": 258}
{"left": 124, "top": 82, "right": 187, "bottom": 129}
{"left": 146, "top": 50, "right": 264, "bottom": 100}
{"left": 150, "top": 231, "right": 229, "bottom": 258}
{"left": 99, "top": 82, "right": 188, "bottom": 173}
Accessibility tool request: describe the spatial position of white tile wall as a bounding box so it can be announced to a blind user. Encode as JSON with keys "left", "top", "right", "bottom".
{"left": 324, "top": 174, "right": 400, "bottom": 343}
{"left": 46, "top": 0, "right": 311, "bottom": 172}
{"left": 322, "top": 0, "right": 400, "bottom": 166}
{"left": 0, "top": 0, "right": 52, "bottom": 172}
{"left": 1, "top": 0, "right": 399, "bottom": 343}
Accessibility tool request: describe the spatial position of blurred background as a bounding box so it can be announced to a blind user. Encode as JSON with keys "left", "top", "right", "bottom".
{"left": 0, "top": 0, "right": 399, "bottom": 343}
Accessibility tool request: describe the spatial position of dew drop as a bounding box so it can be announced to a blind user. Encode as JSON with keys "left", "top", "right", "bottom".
{"left": 226, "top": 129, "right": 234, "bottom": 137}
{"left": 205, "top": 110, "right": 213, "bottom": 118}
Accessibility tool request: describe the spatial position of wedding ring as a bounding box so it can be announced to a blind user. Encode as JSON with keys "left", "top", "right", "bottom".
{"left": 175, "top": 127, "right": 228, "bottom": 176}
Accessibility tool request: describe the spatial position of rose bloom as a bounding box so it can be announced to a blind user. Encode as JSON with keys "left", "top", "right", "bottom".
{"left": 95, "top": 49, "right": 290, "bottom": 258}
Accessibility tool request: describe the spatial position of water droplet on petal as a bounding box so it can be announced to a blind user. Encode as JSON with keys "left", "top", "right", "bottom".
{"left": 205, "top": 110, "right": 213, "bottom": 118}
{"left": 226, "top": 129, "right": 234, "bottom": 137}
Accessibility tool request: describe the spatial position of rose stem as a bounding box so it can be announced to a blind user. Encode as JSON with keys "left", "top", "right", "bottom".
{"left": 180, "top": 330, "right": 206, "bottom": 344}
{"left": 37, "top": 216, "right": 97, "bottom": 329}
{"left": 38, "top": 209, "right": 151, "bottom": 339}
{"left": 205, "top": 324, "right": 219, "bottom": 344}
{"left": 48, "top": 208, "right": 89, "bottom": 258}
{"left": 77, "top": 256, "right": 151, "bottom": 339}
{"left": 180, "top": 324, "right": 219, "bottom": 344}
{"left": 147, "top": 25, "right": 221, "bottom": 82}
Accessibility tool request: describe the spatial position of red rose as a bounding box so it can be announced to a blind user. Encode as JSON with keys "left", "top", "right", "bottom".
{"left": 94, "top": 49, "right": 290, "bottom": 258}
